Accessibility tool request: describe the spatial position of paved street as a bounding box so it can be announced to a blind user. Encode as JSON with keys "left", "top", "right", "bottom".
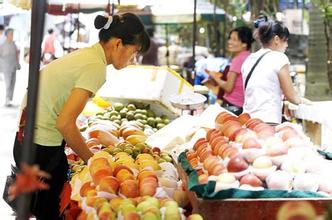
{"left": 0, "top": 64, "right": 28, "bottom": 219}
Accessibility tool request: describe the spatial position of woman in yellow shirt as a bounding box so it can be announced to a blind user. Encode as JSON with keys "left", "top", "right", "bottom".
{"left": 12, "top": 13, "right": 150, "bottom": 219}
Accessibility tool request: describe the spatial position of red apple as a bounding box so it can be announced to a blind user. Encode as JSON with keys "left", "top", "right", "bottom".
{"left": 240, "top": 174, "right": 263, "bottom": 187}
{"left": 227, "top": 156, "right": 249, "bottom": 172}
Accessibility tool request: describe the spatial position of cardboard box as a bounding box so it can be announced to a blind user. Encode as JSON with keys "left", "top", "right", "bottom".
{"left": 97, "top": 65, "right": 193, "bottom": 119}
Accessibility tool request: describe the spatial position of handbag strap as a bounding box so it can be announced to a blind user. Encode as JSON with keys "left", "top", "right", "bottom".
{"left": 244, "top": 51, "right": 271, "bottom": 90}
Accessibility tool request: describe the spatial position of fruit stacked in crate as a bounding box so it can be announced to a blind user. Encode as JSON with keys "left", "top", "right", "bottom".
{"left": 184, "top": 111, "right": 332, "bottom": 195}
{"left": 68, "top": 101, "right": 171, "bottom": 178}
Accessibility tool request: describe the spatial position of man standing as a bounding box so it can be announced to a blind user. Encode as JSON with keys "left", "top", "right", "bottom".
{"left": 141, "top": 27, "right": 159, "bottom": 66}
{"left": 0, "top": 28, "right": 20, "bottom": 107}
{"left": 0, "top": 25, "right": 6, "bottom": 45}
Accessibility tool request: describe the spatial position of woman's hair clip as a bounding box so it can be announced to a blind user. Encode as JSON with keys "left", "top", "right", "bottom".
{"left": 103, "top": 16, "right": 113, "bottom": 30}
{"left": 254, "top": 15, "right": 268, "bottom": 28}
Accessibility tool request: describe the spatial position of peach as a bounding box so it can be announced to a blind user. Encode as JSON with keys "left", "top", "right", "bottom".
{"left": 93, "top": 197, "right": 108, "bottom": 213}
{"left": 109, "top": 197, "right": 124, "bottom": 212}
{"left": 217, "top": 143, "right": 231, "bottom": 157}
{"left": 206, "top": 129, "right": 218, "bottom": 142}
{"left": 209, "top": 130, "right": 223, "bottom": 143}
{"left": 203, "top": 156, "right": 219, "bottom": 170}
{"left": 196, "top": 142, "right": 209, "bottom": 156}
{"left": 252, "top": 123, "right": 273, "bottom": 132}
{"left": 226, "top": 126, "right": 244, "bottom": 141}
{"left": 113, "top": 165, "right": 133, "bottom": 177}
{"left": 212, "top": 141, "right": 223, "bottom": 155}
{"left": 139, "top": 181, "right": 158, "bottom": 196}
{"left": 210, "top": 136, "right": 226, "bottom": 151}
{"left": 79, "top": 181, "right": 95, "bottom": 197}
{"left": 243, "top": 137, "right": 262, "bottom": 149}
{"left": 123, "top": 212, "right": 140, "bottom": 220}
{"left": 206, "top": 159, "right": 222, "bottom": 175}
{"left": 280, "top": 128, "right": 299, "bottom": 141}
{"left": 137, "top": 170, "right": 158, "bottom": 183}
{"left": 210, "top": 164, "right": 226, "bottom": 176}
{"left": 211, "top": 138, "right": 228, "bottom": 153}
{"left": 221, "top": 121, "right": 242, "bottom": 137}
{"left": 186, "top": 150, "right": 197, "bottom": 161}
{"left": 90, "top": 157, "right": 110, "bottom": 171}
{"left": 218, "top": 114, "right": 239, "bottom": 125}
{"left": 120, "top": 180, "right": 139, "bottom": 198}
{"left": 245, "top": 118, "right": 263, "bottom": 129}
{"left": 92, "top": 168, "right": 113, "bottom": 185}
{"left": 86, "top": 195, "right": 97, "bottom": 207}
{"left": 98, "top": 203, "right": 115, "bottom": 220}
{"left": 198, "top": 148, "right": 213, "bottom": 162}
{"left": 238, "top": 113, "right": 251, "bottom": 125}
{"left": 266, "top": 144, "right": 288, "bottom": 156}
{"left": 115, "top": 169, "right": 135, "bottom": 183}
{"left": 99, "top": 176, "right": 120, "bottom": 194}
{"left": 139, "top": 176, "right": 158, "bottom": 185}
{"left": 222, "top": 147, "right": 239, "bottom": 159}
{"left": 198, "top": 173, "right": 209, "bottom": 184}
{"left": 189, "top": 157, "right": 199, "bottom": 168}
{"left": 193, "top": 138, "right": 208, "bottom": 151}
{"left": 229, "top": 128, "right": 248, "bottom": 142}
{"left": 215, "top": 111, "right": 231, "bottom": 123}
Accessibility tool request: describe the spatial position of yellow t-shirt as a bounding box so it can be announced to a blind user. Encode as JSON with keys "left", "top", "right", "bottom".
{"left": 34, "top": 43, "right": 107, "bottom": 146}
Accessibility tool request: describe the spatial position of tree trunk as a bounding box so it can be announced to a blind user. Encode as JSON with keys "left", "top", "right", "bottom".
{"left": 250, "top": 0, "right": 265, "bottom": 19}
{"left": 305, "top": 4, "right": 331, "bottom": 100}
{"left": 325, "top": 17, "right": 332, "bottom": 90}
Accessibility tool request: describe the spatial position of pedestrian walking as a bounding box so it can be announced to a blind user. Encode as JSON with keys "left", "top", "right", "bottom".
{"left": 0, "top": 28, "right": 20, "bottom": 107}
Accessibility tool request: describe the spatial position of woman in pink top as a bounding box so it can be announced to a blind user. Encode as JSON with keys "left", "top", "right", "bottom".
{"left": 207, "top": 26, "right": 253, "bottom": 115}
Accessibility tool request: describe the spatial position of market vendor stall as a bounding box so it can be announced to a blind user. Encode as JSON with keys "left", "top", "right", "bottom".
{"left": 142, "top": 104, "right": 332, "bottom": 219}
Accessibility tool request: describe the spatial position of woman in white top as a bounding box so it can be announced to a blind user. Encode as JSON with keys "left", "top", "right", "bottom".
{"left": 241, "top": 16, "right": 302, "bottom": 124}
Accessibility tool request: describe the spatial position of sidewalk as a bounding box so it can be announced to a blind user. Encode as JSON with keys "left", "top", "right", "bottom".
{"left": 0, "top": 63, "right": 28, "bottom": 219}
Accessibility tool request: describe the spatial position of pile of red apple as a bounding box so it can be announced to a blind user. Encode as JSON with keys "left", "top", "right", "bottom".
{"left": 185, "top": 111, "right": 332, "bottom": 195}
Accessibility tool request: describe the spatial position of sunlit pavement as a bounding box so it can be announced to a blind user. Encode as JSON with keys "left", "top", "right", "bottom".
{"left": 0, "top": 63, "right": 28, "bottom": 219}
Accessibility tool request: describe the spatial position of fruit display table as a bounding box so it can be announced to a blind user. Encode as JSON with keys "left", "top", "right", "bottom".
{"left": 295, "top": 101, "right": 332, "bottom": 148}
{"left": 61, "top": 100, "right": 205, "bottom": 219}
{"left": 171, "top": 109, "right": 332, "bottom": 220}
{"left": 176, "top": 162, "right": 332, "bottom": 220}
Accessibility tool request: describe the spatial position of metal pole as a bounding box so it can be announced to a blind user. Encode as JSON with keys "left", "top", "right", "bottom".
{"left": 17, "top": 0, "right": 46, "bottom": 219}
{"left": 213, "top": 0, "right": 220, "bottom": 56}
{"left": 192, "top": 0, "right": 197, "bottom": 81}
{"left": 165, "top": 24, "right": 169, "bottom": 67}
